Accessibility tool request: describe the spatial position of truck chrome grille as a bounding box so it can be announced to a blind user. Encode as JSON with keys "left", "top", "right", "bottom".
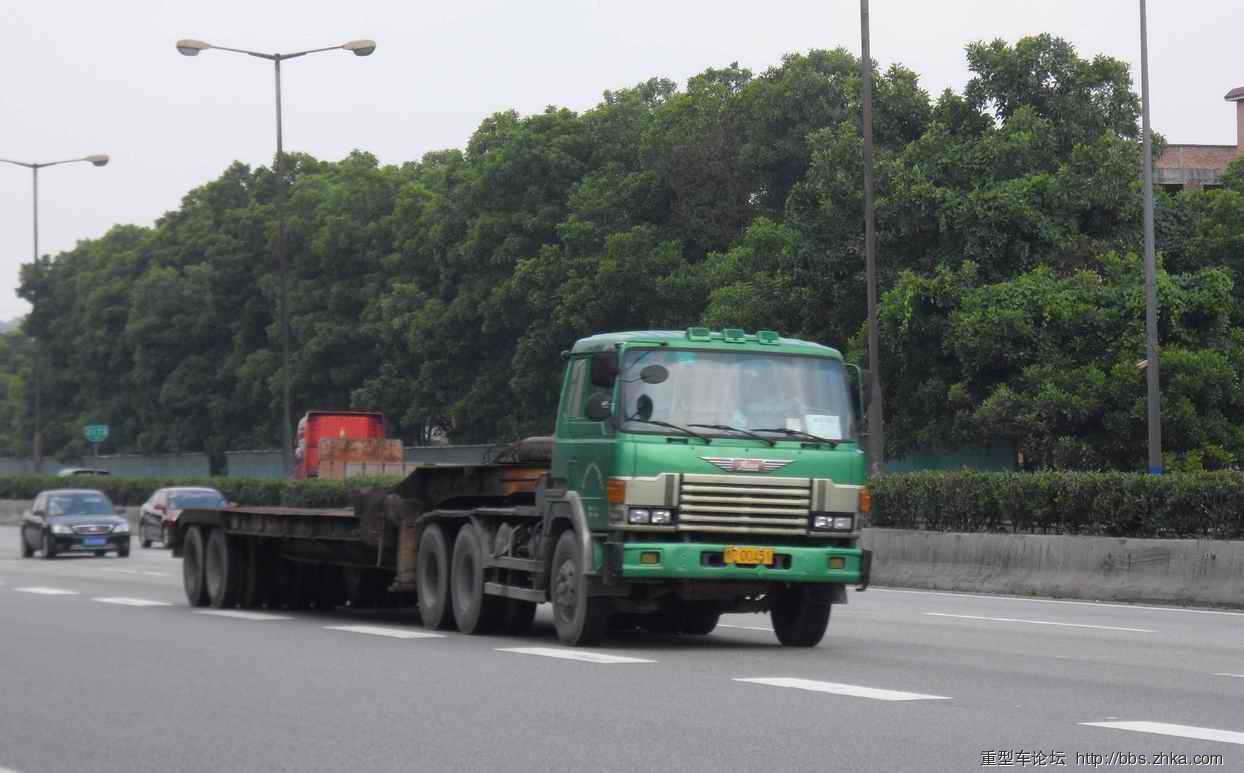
{"left": 678, "top": 473, "right": 811, "bottom": 535}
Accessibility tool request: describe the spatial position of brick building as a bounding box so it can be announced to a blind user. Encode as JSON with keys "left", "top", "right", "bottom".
{"left": 1154, "top": 86, "right": 1244, "bottom": 192}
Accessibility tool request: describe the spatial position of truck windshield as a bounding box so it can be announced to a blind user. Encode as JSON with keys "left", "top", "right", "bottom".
{"left": 618, "top": 348, "right": 856, "bottom": 441}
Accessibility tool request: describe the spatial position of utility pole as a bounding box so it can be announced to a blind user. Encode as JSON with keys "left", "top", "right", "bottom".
{"left": 860, "top": 0, "right": 884, "bottom": 477}
{"left": 1139, "top": 0, "right": 1162, "bottom": 474}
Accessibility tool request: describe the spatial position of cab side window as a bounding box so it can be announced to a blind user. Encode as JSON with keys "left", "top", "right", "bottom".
{"left": 562, "top": 358, "right": 589, "bottom": 419}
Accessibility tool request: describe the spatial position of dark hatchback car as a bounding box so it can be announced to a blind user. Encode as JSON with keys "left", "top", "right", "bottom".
{"left": 20, "top": 489, "right": 131, "bottom": 559}
{"left": 138, "top": 487, "right": 226, "bottom": 548}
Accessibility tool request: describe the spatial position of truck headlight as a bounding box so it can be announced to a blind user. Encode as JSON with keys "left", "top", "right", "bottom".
{"left": 51, "top": 524, "right": 72, "bottom": 535}
{"left": 627, "top": 508, "right": 651, "bottom": 524}
{"left": 649, "top": 508, "right": 673, "bottom": 525}
{"left": 811, "top": 514, "right": 854, "bottom": 531}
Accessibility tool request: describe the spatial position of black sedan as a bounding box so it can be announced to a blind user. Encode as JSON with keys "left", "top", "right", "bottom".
{"left": 20, "top": 489, "right": 131, "bottom": 559}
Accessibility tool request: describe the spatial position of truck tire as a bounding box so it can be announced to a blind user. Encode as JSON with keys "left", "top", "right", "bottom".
{"left": 183, "top": 526, "right": 209, "bottom": 607}
{"left": 551, "top": 531, "right": 608, "bottom": 646}
{"left": 204, "top": 529, "right": 242, "bottom": 609}
{"left": 679, "top": 603, "right": 721, "bottom": 636}
{"left": 416, "top": 524, "right": 455, "bottom": 630}
{"left": 770, "top": 585, "right": 832, "bottom": 647}
{"left": 450, "top": 524, "right": 506, "bottom": 635}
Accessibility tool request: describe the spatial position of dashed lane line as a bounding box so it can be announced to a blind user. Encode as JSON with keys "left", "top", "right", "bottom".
{"left": 497, "top": 647, "right": 656, "bottom": 664}
{"left": 1213, "top": 673, "right": 1244, "bottom": 678}
{"left": 875, "top": 588, "right": 1244, "bottom": 617}
{"left": 325, "top": 625, "right": 445, "bottom": 639}
{"left": 100, "top": 567, "right": 171, "bottom": 577}
{"left": 719, "top": 623, "right": 775, "bottom": 632}
{"left": 735, "top": 677, "right": 951, "bottom": 702}
{"left": 14, "top": 586, "right": 79, "bottom": 596}
{"left": 924, "top": 612, "right": 1155, "bottom": 633}
{"left": 1080, "top": 721, "right": 1244, "bottom": 745}
{"left": 94, "top": 597, "right": 172, "bottom": 607}
{"left": 193, "top": 610, "right": 291, "bottom": 621}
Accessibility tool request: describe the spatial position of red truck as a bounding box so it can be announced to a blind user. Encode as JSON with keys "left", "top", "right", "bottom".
{"left": 293, "top": 411, "right": 388, "bottom": 479}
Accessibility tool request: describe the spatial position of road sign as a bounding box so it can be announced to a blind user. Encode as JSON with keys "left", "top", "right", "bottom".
{"left": 84, "top": 424, "right": 109, "bottom": 443}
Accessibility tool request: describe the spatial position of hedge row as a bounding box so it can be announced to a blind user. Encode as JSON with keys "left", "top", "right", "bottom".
{"left": 869, "top": 471, "right": 1244, "bottom": 539}
{"left": 0, "top": 476, "right": 401, "bottom": 508}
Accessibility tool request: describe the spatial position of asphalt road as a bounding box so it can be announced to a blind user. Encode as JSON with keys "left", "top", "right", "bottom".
{"left": 1, "top": 524, "right": 1241, "bottom": 773}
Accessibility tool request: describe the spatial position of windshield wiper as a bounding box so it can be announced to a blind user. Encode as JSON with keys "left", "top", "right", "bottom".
{"left": 749, "top": 427, "right": 840, "bottom": 448}
{"left": 688, "top": 424, "right": 776, "bottom": 446}
{"left": 630, "top": 419, "right": 711, "bottom": 443}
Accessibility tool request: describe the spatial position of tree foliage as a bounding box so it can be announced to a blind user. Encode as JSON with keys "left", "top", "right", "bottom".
{"left": 4, "top": 35, "right": 1242, "bottom": 472}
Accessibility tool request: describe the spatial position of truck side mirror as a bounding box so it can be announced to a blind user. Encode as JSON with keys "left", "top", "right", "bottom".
{"left": 585, "top": 392, "right": 613, "bottom": 422}
{"left": 590, "top": 351, "right": 618, "bottom": 388}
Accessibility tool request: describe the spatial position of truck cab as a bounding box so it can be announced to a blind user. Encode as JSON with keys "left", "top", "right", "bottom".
{"left": 538, "top": 327, "right": 870, "bottom": 644}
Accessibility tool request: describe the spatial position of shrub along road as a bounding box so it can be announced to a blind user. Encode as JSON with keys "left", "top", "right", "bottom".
{"left": 1, "top": 526, "right": 1241, "bottom": 772}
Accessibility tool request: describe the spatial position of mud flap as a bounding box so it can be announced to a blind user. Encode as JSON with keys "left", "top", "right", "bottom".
{"left": 857, "top": 548, "right": 872, "bottom": 592}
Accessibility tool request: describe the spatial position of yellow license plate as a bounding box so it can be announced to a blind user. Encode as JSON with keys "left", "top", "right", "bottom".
{"left": 724, "top": 546, "right": 775, "bottom": 566}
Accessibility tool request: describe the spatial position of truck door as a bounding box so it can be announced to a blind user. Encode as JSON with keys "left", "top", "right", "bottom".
{"left": 554, "top": 353, "right": 615, "bottom": 529}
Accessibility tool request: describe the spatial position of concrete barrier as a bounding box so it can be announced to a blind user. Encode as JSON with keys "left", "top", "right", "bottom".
{"left": 862, "top": 528, "right": 1244, "bottom": 609}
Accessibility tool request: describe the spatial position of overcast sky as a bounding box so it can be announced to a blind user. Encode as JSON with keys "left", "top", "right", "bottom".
{"left": 2, "top": 0, "right": 1240, "bottom": 321}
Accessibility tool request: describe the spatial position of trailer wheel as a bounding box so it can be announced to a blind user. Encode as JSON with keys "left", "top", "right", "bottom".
{"left": 416, "top": 524, "right": 455, "bottom": 630}
{"left": 450, "top": 524, "right": 506, "bottom": 635}
{"left": 204, "top": 529, "right": 242, "bottom": 609}
{"left": 770, "top": 585, "right": 832, "bottom": 647}
{"left": 551, "top": 531, "right": 608, "bottom": 646}
{"left": 183, "top": 526, "right": 208, "bottom": 607}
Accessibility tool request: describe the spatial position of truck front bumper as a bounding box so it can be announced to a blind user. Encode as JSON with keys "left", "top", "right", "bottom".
{"left": 617, "top": 542, "right": 866, "bottom": 584}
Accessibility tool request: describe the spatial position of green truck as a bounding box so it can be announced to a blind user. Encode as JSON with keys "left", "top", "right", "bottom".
{"left": 173, "top": 327, "right": 872, "bottom": 646}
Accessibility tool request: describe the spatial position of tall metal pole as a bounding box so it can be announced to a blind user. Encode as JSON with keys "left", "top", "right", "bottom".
{"left": 1139, "top": 0, "right": 1162, "bottom": 474}
{"left": 32, "top": 165, "right": 42, "bottom": 474}
{"left": 274, "top": 56, "right": 293, "bottom": 477}
{"left": 860, "top": 0, "right": 884, "bottom": 477}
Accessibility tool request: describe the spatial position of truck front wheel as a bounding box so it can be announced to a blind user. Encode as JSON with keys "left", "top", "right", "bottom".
{"left": 770, "top": 585, "right": 832, "bottom": 647}
{"left": 551, "top": 531, "right": 608, "bottom": 646}
{"left": 416, "top": 524, "right": 455, "bottom": 630}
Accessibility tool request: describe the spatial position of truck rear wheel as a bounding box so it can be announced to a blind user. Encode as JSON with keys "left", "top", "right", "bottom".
{"left": 183, "top": 526, "right": 208, "bottom": 607}
{"left": 770, "top": 585, "right": 832, "bottom": 647}
{"left": 451, "top": 524, "right": 506, "bottom": 634}
{"left": 205, "top": 529, "right": 242, "bottom": 609}
{"left": 416, "top": 524, "right": 455, "bottom": 630}
{"left": 551, "top": 531, "right": 608, "bottom": 646}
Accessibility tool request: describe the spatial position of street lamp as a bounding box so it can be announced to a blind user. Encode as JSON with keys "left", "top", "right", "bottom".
{"left": 1, "top": 153, "right": 111, "bottom": 474}
{"left": 1138, "top": 1, "right": 1162, "bottom": 474}
{"left": 176, "top": 37, "right": 376, "bottom": 476}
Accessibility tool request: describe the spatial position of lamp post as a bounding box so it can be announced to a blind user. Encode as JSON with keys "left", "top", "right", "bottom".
{"left": 175, "top": 37, "right": 376, "bottom": 475}
{"left": 1138, "top": 1, "right": 1162, "bottom": 474}
{"left": 1, "top": 153, "right": 110, "bottom": 473}
{"left": 859, "top": 0, "right": 884, "bottom": 477}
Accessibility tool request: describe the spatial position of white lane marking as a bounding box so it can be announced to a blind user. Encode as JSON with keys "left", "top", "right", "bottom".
{"left": 1080, "top": 721, "right": 1244, "bottom": 745}
{"left": 719, "top": 623, "right": 774, "bottom": 632}
{"left": 325, "top": 625, "right": 445, "bottom": 639}
{"left": 94, "top": 597, "right": 172, "bottom": 607}
{"left": 1213, "top": 673, "right": 1244, "bottom": 678}
{"left": 497, "top": 647, "right": 656, "bottom": 664}
{"left": 925, "top": 612, "right": 1155, "bottom": 633}
{"left": 15, "top": 586, "right": 79, "bottom": 596}
{"left": 100, "top": 567, "right": 170, "bottom": 577}
{"left": 193, "top": 610, "right": 291, "bottom": 621}
{"left": 875, "top": 588, "right": 1244, "bottom": 617}
{"left": 736, "top": 677, "right": 951, "bottom": 702}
